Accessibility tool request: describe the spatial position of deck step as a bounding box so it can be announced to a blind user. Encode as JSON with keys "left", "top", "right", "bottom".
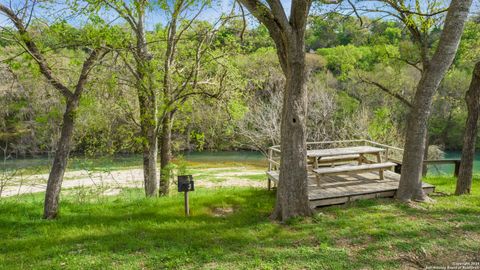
{"left": 313, "top": 162, "right": 397, "bottom": 176}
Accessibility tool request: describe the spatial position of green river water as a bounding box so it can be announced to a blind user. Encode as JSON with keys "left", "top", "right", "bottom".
{"left": 0, "top": 151, "right": 476, "bottom": 176}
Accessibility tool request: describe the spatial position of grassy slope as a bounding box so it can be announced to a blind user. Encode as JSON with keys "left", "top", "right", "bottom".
{"left": 1, "top": 177, "right": 479, "bottom": 269}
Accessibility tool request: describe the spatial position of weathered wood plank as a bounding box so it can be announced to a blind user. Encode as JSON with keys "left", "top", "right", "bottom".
{"left": 307, "top": 146, "right": 384, "bottom": 158}
{"left": 315, "top": 154, "right": 360, "bottom": 162}
{"left": 308, "top": 171, "right": 434, "bottom": 201}
{"left": 312, "top": 162, "right": 397, "bottom": 176}
{"left": 266, "top": 171, "right": 279, "bottom": 183}
{"left": 266, "top": 170, "right": 435, "bottom": 207}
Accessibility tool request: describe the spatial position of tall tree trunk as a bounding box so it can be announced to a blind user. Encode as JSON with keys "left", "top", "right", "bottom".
{"left": 456, "top": 62, "right": 480, "bottom": 195}
{"left": 160, "top": 113, "right": 173, "bottom": 195}
{"left": 138, "top": 95, "right": 158, "bottom": 197}
{"left": 43, "top": 98, "right": 78, "bottom": 219}
{"left": 136, "top": 3, "right": 158, "bottom": 197}
{"left": 159, "top": 8, "right": 177, "bottom": 196}
{"left": 270, "top": 37, "right": 312, "bottom": 221}
{"left": 396, "top": 0, "right": 473, "bottom": 202}
{"left": 238, "top": 0, "right": 313, "bottom": 221}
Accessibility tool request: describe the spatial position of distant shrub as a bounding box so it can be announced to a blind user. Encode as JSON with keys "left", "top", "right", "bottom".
{"left": 317, "top": 45, "right": 399, "bottom": 79}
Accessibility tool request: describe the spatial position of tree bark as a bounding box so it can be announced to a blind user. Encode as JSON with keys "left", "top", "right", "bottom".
{"left": 270, "top": 41, "right": 313, "bottom": 220}
{"left": 456, "top": 62, "right": 480, "bottom": 195}
{"left": 135, "top": 2, "right": 158, "bottom": 197}
{"left": 238, "top": 0, "right": 313, "bottom": 221}
{"left": 43, "top": 98, "right": 78, "bottom": 219}
{"left": 42, "top": 49, "right": 106, "bottom": 219}
{"left": 160, "top": 112, "right": 173, "bottom": 195}
{"left": 138, "top": 94, "right": 158, "bottom": 197}
{"left": 396, "top": 0, "right": 473, "bottom": 202}
{"left": 158, "top": 4, "right": 178, "bottom": 196}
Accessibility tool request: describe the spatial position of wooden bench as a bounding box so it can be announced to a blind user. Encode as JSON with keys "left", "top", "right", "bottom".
{"left": 307, "top": 154, "right": 361, "bottom": 169}
{"left": 313, "top": 162, "right": 396, "bottom": 185}
{"left": 266, "top": 171, "right": 279, "bottom": 190}
{"left": 317, "top": 154, "right": 360, "bottom": 163}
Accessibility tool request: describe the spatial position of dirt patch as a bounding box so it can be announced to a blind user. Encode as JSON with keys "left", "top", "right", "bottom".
{"left": 102, "top": 188, "right": 122, "bottom": 196}
{"left": 196, "top": 178, "right": 266, "bottom": 188}
{"left": 215, "top": 171, "right": 264, "bottom": 177}
{"left": 2, "top": 167, "right": 268, "bottom": 197}
{"left": 398, "top": 242, "right": 480, "bottom": 269}
{"left": 210, "top": 206, "right": 235, "bottom": 217}
{"left": 335, "top": 235, "right": 374, "bottom": 257}
{"left": 406, "top": 201, "right": 428, "bottom": 211}
{"left": 194, "top": 167, "right": 250, "bottom": 172}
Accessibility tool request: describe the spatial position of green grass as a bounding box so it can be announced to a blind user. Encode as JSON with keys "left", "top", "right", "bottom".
{"left": 1, "top": 177, "right": 479, "bottom": 269}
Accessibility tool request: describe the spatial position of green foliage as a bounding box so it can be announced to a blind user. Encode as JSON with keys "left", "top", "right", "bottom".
{"left": 456, "top": 21, "right": 480, "bottom": 66}
{"left": 190, "top": 131, "right": 206, "bottom": 151}
{"left": 368, "top": 107, "right": 396, "bottom": 143}
{"left": 227, "top": 99, "right": 248, "bottom": 121}
{"left": 318, "top": 45, "right": 399, "bottom": 79}
{"left": 306, "top": 13, "right": 369, "bottom": 50}
{"left": 335, "top": 91, "right": 359, "bottom": 118}
{"left": 1, "top": 7, "right": 479, "bottom": 155}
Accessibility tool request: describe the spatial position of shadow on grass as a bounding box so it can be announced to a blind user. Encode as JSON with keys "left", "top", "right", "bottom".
{"left": 0, "top": 188, "right": 353, "bottom": 269}
{"left": 1, "top": 178, "right": 479, "bottom": 269}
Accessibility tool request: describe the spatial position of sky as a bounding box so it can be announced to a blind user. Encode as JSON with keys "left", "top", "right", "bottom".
{"left": 0, "top": 0, "right": 242, "bottom": 29}
{"left": 0, "top": 0, "right": 478, "bottom": 30}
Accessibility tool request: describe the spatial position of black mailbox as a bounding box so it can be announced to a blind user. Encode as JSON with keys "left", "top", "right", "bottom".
{"left": 178, "top": 175, "right": 194, "bottom": 192}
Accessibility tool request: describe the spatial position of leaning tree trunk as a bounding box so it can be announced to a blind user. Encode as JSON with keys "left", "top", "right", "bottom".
{"left": 159, "top": 113, "right": 173, "bottom": 196}
{"left": 396, "top": 0, "right": 473, "bottom": 202}
{"left": 43, "top": 98, "right": 78, "bottom": 219}
{"left": 270, "top": 39, "right": 312, "bottom": 221}
{"left": 398, "top": 70, "right": 455, "bottom": 201}
{"left": 456, "top": 62, "right": 480, "bottom": 195}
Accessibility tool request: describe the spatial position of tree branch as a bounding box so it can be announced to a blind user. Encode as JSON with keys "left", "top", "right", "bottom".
{"left": 73, "top": 48, "right": 109, "bottom": 97}
{"left": 358, "top": 76, "right": 413, "bottom": 108}
{"left": 0, "top": 3, "right": 73, "bottom": 99}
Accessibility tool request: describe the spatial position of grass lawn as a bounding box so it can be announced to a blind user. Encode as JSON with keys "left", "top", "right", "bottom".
{"left": 1, "top": 176, "right": 479, "bottom": 269}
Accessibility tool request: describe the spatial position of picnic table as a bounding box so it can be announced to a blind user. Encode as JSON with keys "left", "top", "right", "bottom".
{"left": 308, "top": 146, "right": 396, "bottom": 183}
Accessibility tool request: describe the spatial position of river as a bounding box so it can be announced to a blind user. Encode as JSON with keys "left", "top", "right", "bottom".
{"left": 0, "top": 150, "right": 475, "bottom": 176}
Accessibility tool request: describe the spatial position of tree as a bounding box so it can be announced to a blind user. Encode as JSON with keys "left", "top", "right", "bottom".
{"left": 395, "top": 0, "right": 473, "bottom": 201}
{"left": 456, "top": 61, "right": 480, "bottom": 195}
{"left": 96, "top": 0, "right": 159, "bottom": 196}
{"left": 238, "top": 0, "right": 313, "bottom": 221}
{"left": 158, "top": 2, "right": 233, "bottom": 195}
{"left": 0, "top": 2, "right": 108, "bottom": 218}
{"left": 352, "top": 0, "right": 473, "bottom": 201}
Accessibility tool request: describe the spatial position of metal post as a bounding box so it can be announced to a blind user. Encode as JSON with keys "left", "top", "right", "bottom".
{"left": 184, "top": 191, "right": 190, "bottom": 216}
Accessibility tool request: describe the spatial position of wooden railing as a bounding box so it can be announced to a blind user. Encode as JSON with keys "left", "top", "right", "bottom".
{"left": 424, "top": 159, "right": 462, "bottom": 177}
{"left": 267, "top": 139, "right": 461, "bottom": 177}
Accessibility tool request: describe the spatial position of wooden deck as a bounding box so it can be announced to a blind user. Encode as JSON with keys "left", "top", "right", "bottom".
{"left": 267, "top": 170, "right": 435, "bottom": 208}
